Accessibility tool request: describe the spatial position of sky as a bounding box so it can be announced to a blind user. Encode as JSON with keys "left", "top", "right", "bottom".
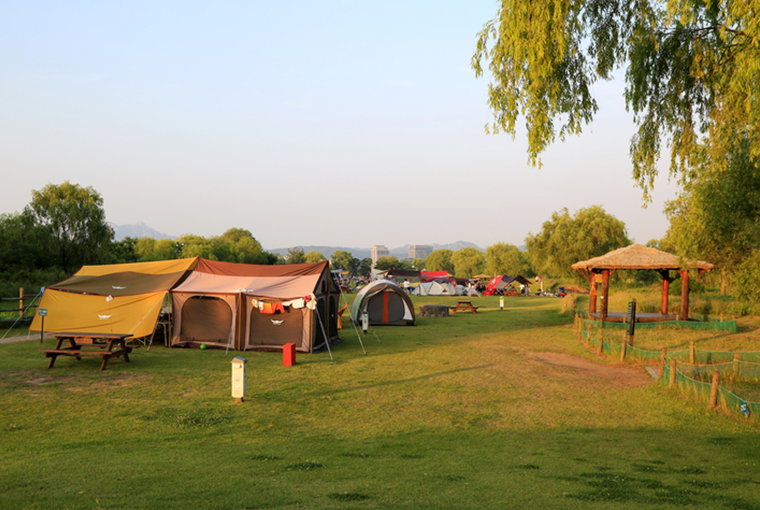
{"left": 1, "top": 1, "right": 680, "bottom": 251}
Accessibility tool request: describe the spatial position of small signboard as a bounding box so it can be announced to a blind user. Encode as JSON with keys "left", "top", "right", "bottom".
{"left": 38, "top": 308, "right": 47, "bottom": 317}
{"left": 626, "top": 300, "right": 636, "bottom": 336}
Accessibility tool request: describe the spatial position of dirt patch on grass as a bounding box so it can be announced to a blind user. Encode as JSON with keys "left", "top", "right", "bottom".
{"left": 527, "top": 352, "right": 651, "bottom": 388}
{"left": 0, "top": 370, "right": 149, "bottom": 389}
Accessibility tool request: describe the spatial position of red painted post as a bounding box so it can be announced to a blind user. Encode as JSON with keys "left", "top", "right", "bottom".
{"left": 283, "top": 343, "right": 296, "bottom": 367}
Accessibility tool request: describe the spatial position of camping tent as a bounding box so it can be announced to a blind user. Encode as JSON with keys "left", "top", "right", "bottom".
{"left": 420, "top": 270, "right": 452, "bottom": 283}
{"left": 170, "top": 259, "right": 339, "bottom": 352}
{"left": 412, "top": 281, "right": 457, "bottom": 296}
{"left": 350, "top": 279, "right": 415, "bottom": 326}
{"left": 28, "top": 258, "right": 198, "bottom": 338}
{"left": 482, "top": 275, "right": 517, "bottom": 296}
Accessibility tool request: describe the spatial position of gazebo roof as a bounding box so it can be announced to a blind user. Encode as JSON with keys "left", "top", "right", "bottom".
{"left": 571, "top": 244, "right": 715, "bottom": 272}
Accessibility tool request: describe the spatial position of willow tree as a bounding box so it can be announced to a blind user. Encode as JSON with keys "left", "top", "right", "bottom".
{"left": 663, "top": 138, "right": 760, "bottom": 294}
{"left": 451, "top": 247, "right": 485, "bottom": 278}
{"left": 526, "top": 205, "right": 630, "bottom": 279}
{"left": 472, "top": 0, "right": 760, "bottom": 197}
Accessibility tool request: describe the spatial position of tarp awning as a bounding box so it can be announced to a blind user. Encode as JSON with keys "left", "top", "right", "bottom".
{"left": 51, "top": 258, "right": 198, "bottom": 296}
{"left": 29, "top": 289, "right": 167, "bottom": 338}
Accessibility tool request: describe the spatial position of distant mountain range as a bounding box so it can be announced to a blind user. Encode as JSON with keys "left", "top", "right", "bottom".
{"left": 110, "top": 222, "right": 176, "bottom": 241}
{"left": 109, "top": 223, "right": 486, "bottom": 257}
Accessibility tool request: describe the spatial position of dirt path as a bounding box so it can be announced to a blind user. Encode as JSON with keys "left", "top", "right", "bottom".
{"left": 527, "top": 351, "right": 653, "bottom": 387}
{"left": 0, "top": 333, "right": 53, "bottom": 345}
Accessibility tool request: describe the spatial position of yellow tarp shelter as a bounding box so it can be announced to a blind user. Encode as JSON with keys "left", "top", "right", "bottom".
{"left": 29, "top": 258, "right": 198, "bottom": 339}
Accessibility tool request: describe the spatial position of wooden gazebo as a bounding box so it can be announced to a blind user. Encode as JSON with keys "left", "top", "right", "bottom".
{"left": 571, "top": 244, "right": 714, "bottom": 322}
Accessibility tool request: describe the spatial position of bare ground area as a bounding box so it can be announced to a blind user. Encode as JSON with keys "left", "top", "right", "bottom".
{"left": 527, "top": 351, "right": 652, "bottom": 388}
{"left": 0, "top": 333, "right": 53, "bottom": 344}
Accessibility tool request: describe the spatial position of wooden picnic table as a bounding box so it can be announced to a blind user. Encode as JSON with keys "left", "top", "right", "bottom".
{"left": 450, "top": 300, "right": 479, "bottom": 313}
{"left": 38, "top": 332, "right": 134, "bottom": 371}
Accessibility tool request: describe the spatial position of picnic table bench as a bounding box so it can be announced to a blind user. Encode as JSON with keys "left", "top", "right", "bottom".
{"left": 38, "top": 332, "right": 135, "bottom": 371}
{"left": 450, "top": 300, "right": 479, "bottom": 313}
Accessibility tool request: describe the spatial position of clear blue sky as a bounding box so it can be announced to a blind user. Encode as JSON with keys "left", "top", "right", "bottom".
{"left": 1, "top": 1, "right": 679, "bottom": 250}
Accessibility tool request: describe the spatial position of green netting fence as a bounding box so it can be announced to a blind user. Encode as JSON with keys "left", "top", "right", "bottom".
{"left": 574, "top": 314, "right": 760, "bottom": 422}
{"left": 576, "top": 317, "right": 757, "bottom": 364}
{"left": 660, "top": 360, "right": 759, "bottom": 422}
{"left": 574, "top": 311, "right": 738, "bottom": 332}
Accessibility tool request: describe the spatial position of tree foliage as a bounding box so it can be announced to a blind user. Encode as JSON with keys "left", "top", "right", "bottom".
{"left": 305, "top": 251, "right": 326, "bottom": 263}
{"left": 663, "top": 139, "right": 760, "bottom": 292}
{"left": 134, "top": 229, "right": 275, "bottom": 264}
{"left": 0, "top": 213, "right": 56, "bottom": 270}
{"left": 287, "top": 248, "right": 306, "bottom": 264}
{"left": 472, "top": 0, "right": 760, "bottom": 198}
{"left": 373, "top": 256, "right": 412, "bottom": 272}
{"left": 423, "top": 249, "right": 454, "bottom": 274}
{"left": 526, "top": 205, "right": 630, "bottom": 278}
{"left": 485, "top": 242, "right": 532, "bottom": 277}
{"left": 451, "top": 247, "right": 485, "bottom": 278}
{"left": 23, "top": 181, "right": 112, "bottom": 271}
{"left": 330, "top": 250, "right": 355, "bottom": 271}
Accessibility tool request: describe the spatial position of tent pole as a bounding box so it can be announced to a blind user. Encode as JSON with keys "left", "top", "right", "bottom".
{"left": 369, "top": 325, "right": 381, "bottom": 343}
{"left": 316, "top": 310, "right": 333, "bottom": 361}
{"left": 225, "top": 296, "right": 237, "bottom": 356}
{"left": 338, "top": 283, "right": 366, "bottom": 354}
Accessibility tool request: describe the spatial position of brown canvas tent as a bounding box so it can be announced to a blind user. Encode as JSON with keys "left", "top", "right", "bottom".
{"left": 170, "top": 259, "right": 339, "bottom": 352}
{"left": 28, "top": 258, "right": 198, "bottom": 338}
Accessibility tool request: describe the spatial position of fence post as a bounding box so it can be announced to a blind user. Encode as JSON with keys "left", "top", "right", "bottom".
{"left": 620, "top": 336, "right": 627, "bottom": 362}
{"left": 586, "top": 323, "right": 592, "bottom": 342}
{"left": 658, "top": 348, "right": 667, "bottom": 382}
{"left": 597, "top": 330, "right": 604, "bottom": 355}
{"left": 733, "top": 353, "right": 740, "bottom": 380}
{"left": 689, "top": 340, "right": 696, "bottom": 364}
{"left": 19, "top": 287, "right": 24, "bottom": 319}
{"left": 709, "top": 371, "right": 720, "bottom": 409}
{"left": 669, "top": 359, "right": 677, "bottom": 389}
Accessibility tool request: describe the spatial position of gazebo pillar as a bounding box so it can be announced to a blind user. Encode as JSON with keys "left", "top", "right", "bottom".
{"left": 600, "top": 269, "right": 610, "bottom": 319}
{"left": 588, "top": 272, "right": 597, "bottom": 315}
{"left": 659, "top": 270, "right": 670, "bottom": 315}
{"left": 679, "top": 269, "right": 690, "bottom": 321}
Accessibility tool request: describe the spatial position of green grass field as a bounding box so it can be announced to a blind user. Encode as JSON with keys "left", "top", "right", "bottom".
{"left": 1, "top": 295, "right": 759, "bottom": 509}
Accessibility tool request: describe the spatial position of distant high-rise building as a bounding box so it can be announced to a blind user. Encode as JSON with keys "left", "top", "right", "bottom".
{"left": 371, "top": 245, "right": 389, "bottom": 266}
{"left": 408, "top": 245, "right": 433, "bottom": 260}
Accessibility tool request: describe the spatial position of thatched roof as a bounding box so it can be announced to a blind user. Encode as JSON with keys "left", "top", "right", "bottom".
{"left": 571, "top": 244, "right": 715, "bottom": 272}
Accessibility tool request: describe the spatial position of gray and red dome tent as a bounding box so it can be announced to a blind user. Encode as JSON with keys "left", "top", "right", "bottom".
{"left": 350, "top": 279, "right": 415, "bottom": 326}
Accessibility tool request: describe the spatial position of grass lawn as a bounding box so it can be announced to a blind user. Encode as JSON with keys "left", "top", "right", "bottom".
{"left": 1, "top": 295, "right": 759, "bottom": 509}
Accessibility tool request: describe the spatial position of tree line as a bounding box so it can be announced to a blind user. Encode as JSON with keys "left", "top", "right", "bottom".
{"left": 4, "top": 180, "right": 758, "bottom": 306}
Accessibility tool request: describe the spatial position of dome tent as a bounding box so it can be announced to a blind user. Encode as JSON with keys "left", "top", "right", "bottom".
{"left": 350, "top": 279, "right": 415, "bottom": 326}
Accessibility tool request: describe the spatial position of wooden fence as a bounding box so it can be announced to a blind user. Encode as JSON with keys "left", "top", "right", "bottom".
{"left": 0, "top": 288, "right": 38, "bottom": 323}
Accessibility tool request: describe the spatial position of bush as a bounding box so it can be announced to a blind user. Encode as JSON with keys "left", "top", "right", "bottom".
{"left": 0, "top": 267, "right": 67, "bottom": 298}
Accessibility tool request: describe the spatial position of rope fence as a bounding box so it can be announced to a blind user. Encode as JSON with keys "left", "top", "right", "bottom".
{"left": 573, "top": 314, "right": 759, "bottom": 423}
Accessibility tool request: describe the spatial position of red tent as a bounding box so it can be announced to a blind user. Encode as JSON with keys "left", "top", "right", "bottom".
{"left": 482, "top": 275, "right": 516, "bottom": 296}
{"left": 420, "top": 270, "right": 453, "bottom": 283}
